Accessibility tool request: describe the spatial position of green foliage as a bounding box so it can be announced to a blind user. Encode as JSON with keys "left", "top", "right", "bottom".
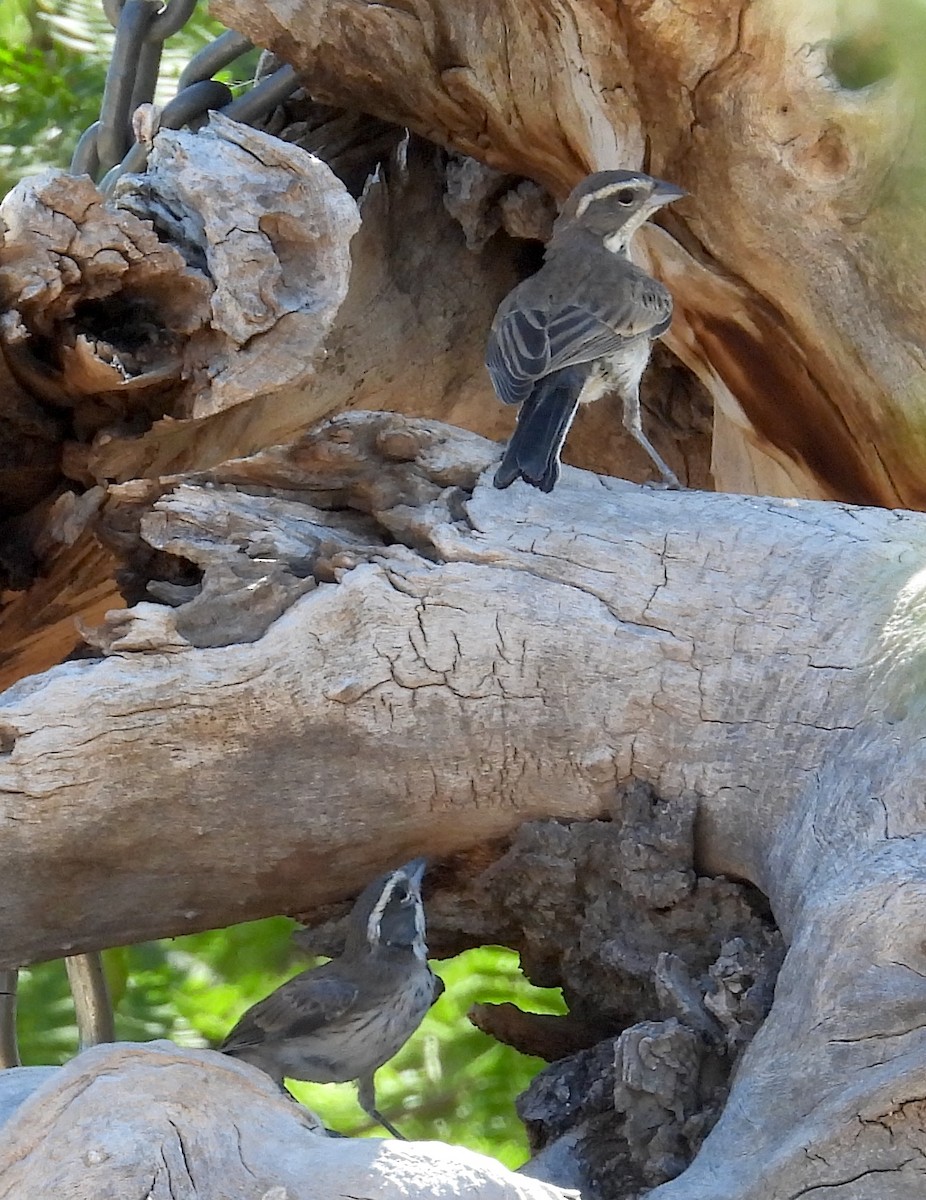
{"left": 286, "top": 945, "right": 565, "bottom": 1163}
{"left": 0, "top": 0, "right": 254, "bottom": 196}
{"left": 0, "top": 18, "right": 107, "bottom": 187}
{"left": 829, "top": 0, "right": 926, "bottom": 94}
{"left": 16, "top": 922, "right": 564, "bottom": 1168}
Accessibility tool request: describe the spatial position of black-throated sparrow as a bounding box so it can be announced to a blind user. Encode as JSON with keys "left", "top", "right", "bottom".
{"left": 487, "top": 169, "right": 686, "bottom": 492}
{"left": 220, "top": 858, "right": 442, "bottom": 1138}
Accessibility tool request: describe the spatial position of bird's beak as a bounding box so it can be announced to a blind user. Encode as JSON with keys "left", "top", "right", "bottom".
{"left": 651, "top": 179, "right": 687, "bottom": 207}
{"left": 402, "top": 857, "right": 428, "bottom": 887}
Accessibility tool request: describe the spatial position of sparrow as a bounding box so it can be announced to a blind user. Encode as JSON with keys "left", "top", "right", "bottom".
{"left": 220, "top": 858, "right": 443, "bottom": 1138}
{"left": 486, "top": 169, "right": 686, "bottom": 492}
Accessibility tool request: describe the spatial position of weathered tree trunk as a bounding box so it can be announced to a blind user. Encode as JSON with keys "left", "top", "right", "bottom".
{"left": 1, "top": 410, "right": 925, "bottom": 1196}
{"left": 0, "top": 1040, "right": 570, "bottom": 1199}
{"left": 1, "top": 0, "right": 925, "bottom": 1196}
{"left": 209, "top": 0, "right": 926, "bottom": 507}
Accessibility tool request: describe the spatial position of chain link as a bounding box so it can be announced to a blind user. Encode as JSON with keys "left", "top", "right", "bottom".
{"left": 71, "top": 0, "right": 301, "bottom": 192}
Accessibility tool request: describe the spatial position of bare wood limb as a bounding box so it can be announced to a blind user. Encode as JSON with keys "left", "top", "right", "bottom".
{"left": 0, "top": 413, "right": 918, "bottom": 964}
{"left": 211, "top": 0, "right": 926, "bottom": 505}
{"left": 0, "top": 116, "right": 359, "bottom": 479}
{"left": 64, "top": 954, "right": 115, "bottom": 1049}
{"left": 0, "top": 413, "right": 923, "bottom": 1194}
{"left": 0, "top": 1041, "right": 571, "bottom": 1199}
{"left": 0, "top": 116, "right": 710, "bottom": 609}
{"left": 0, "top": 972, "right": 19, "bottom": 1070}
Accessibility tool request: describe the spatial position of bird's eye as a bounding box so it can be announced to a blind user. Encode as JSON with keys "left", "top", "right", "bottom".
{"left": 616, "top": 188, "right": 636, "bottom": 206}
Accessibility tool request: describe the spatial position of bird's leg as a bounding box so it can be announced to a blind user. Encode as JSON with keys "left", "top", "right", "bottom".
{"left": 358, "top": 1073, "right": 407, "bottom": 1140}
{"left": 622, "top": 387, "right": 681, "bottom": 489}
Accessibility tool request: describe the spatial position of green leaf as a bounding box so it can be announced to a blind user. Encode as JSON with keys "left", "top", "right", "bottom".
{"left": 16, "top": 923, "right": 563, "bottom": 1169}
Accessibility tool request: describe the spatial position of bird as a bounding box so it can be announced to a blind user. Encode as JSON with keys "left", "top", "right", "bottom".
{"left": 486, "top": 169, "right": 686, "bottom": 493}
{"left": 219, "top": 857, "right": 443, "bottom": 1138}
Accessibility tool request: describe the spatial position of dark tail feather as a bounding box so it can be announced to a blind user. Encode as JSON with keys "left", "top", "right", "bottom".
{"left": 494, "top": 368, "right": 584, "bottom": 493}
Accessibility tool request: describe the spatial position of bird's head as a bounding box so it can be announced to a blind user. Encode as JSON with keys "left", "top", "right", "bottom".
{"left": 553, "top": 169, "right": 686, "bottom": 254}
{"left": 347, "top": 857, "right": 429, "bottom": 961}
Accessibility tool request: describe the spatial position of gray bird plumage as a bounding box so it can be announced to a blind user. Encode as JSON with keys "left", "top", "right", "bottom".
{"left": 487, "top": 169, "right": 686, "bottom": 492}
{"left": 220, "top": 857, "right": 443, "bottom": 1138}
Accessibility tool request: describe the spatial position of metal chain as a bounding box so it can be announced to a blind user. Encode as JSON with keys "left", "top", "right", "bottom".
{"left": 71, "top": 0, "right": 300, "bottom": 192}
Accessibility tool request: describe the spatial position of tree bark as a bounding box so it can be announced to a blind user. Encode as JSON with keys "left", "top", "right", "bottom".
{"left": 1, "top": 0, "right": 925, "bottom": 1194}
{"left": 1, "top": 410, "right": 924, "bottom": 1194}
{"left": 0, "top": 1041, "right": 570, "bottom": 1200}
{"left": 0, "top": 117, "right": 579, "bottom": 685}
{"left": 211, "top": 0, "right": 926, "bottom": 507}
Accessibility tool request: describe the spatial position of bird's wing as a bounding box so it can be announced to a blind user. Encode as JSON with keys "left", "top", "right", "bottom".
{"left": 220, "top": 972, "right": 360, "bottom": 1051}
{"left": 486, "top": 277, "right": 672, "bottom": 406}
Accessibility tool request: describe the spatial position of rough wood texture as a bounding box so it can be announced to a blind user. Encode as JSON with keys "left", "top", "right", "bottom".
{"left": 0, "top": 411, "right": 914, "bottom": 946}
{"left": 0, "top": 1041, "right": 571, "bottom": 1199}
{"left": 212, "top": 0, "right": 926, "bottom": 506}
{"left": 0, "top": 101, "right": 713, "bottom": 522}
{"left": 1, "top": 412, "right": 924, "bottom": 1193}
{"left": 75, "top": 129, "right": 532, "bottom": 485}
{"left": 0, "top": 105, "right": 710, "bottom": 643}
{"left": 300, "top": 790, "right": 782, "bottom": 1193}
{"left": 0, "top": 116, "right": 359, "bottom": 482}
{"left": 0, "top": 2, "right": 922, "bottom": 1193}
{"left": 0, "top": 490, "right": 123, "bottom": 691}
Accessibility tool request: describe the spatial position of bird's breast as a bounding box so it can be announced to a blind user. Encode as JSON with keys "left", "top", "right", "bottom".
{"left": 274, "top": 968, "right": 438, "bottom": 1085}
{"left": 578, "top": 339, "right": 654, "bottom": 405}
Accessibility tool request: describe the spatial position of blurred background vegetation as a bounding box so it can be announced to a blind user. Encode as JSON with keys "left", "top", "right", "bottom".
{"left": 16, "top": 920, "right": 566, "bottom": 1167}
{"left": 0, "top": 0, "right": 257, "bottom": 193}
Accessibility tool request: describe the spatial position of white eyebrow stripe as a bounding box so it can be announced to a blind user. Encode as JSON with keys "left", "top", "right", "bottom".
{"left": 575, "top": 180, "right": 642, "bottom": 218}
{"left": 367, "top": 872, "right": 402, "bottom": 944}
{"left": 413, "top": 892, "right": 427, "bottom": 960}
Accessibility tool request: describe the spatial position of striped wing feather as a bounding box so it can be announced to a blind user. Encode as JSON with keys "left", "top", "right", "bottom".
{"left": 486, "top": 278, "right": 671, "bottom": 406}
{"left": 220, "top": 971, "right": 359, "bottom": 1051}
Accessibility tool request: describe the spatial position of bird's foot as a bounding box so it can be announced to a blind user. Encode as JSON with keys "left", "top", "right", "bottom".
{"left": 644, "top": 474, "right": 683, "bottom": 491}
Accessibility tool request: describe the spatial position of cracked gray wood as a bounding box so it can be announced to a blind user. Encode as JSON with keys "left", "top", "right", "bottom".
{"left": 0, "top": 1040, "right": 572, "bottom": 1200}
{"left": 0, "top": 114, "right": 360, "bottom": 473}
{"left": 1, "top": 412, "right": 925, "bottom": 1196}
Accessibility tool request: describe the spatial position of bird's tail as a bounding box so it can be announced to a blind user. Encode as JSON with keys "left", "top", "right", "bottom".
{"left": 494, "top": 367, "right": 584, "bottom": 493}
